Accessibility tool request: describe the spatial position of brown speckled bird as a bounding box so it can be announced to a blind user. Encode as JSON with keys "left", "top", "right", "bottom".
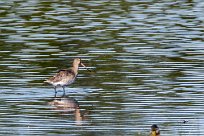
{"left": 44, "top": 58, "right": 88, "bottom": 95}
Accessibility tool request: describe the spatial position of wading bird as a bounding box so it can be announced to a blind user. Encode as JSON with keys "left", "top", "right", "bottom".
{"left": 44, "top": 58, "right": 89, "bottom": 95}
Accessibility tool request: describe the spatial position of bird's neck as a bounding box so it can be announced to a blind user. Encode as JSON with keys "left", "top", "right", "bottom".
{"left": 72, "top": 65, "right": 79, "bottom": 75}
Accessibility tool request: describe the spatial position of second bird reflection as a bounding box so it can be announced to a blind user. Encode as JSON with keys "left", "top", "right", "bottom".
{"left": 49, "top": 94, "right": 88, "bottom": 125}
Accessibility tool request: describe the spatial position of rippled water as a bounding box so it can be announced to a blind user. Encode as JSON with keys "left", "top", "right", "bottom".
{"left": 1, "top": 0, "right": 204, "bottom": 135}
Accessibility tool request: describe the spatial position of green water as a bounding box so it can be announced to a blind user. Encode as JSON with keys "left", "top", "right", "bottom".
{"left": 1, "top": 0, "right": 204, "bottom": 135}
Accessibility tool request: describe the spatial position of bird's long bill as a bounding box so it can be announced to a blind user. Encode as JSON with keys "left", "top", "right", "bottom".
{"left": 80, "top": 62, "right": 91, "bottom": 72}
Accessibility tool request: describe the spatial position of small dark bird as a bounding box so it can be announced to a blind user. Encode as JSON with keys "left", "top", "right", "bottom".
{"left": 150, "top": 124, "right": 160, "bottom": 136}
{"left": 182, "top": 120, "right": 188, "bottom": 124}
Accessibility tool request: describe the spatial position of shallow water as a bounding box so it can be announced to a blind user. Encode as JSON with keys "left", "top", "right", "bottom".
{"left": 1, "top": 0, "right": 204, "bottom": 135}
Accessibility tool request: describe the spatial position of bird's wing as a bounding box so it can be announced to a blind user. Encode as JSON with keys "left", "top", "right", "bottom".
{"left": 47, "top": 69, "right": 75, "bottom": 83}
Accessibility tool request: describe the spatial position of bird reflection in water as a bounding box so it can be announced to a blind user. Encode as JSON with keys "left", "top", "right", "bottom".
{"left": 48, "top": 94, "right": 88, "bottom": 125}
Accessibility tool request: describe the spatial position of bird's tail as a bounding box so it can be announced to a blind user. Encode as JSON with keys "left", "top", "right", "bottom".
{"left": 44, "top": 80, "right": 50, "bottom": 84}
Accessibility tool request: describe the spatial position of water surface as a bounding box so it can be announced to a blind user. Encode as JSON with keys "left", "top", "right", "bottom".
{"left": 1, "top": 0, "right": 204, "bottom": 135}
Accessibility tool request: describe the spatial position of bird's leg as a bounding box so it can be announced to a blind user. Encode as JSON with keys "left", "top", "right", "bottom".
{"left": 54, "top": 86, "right": 57, "bottom": 97}
{"left": 62, "top": 86, "right": 66, "bottom": 96}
